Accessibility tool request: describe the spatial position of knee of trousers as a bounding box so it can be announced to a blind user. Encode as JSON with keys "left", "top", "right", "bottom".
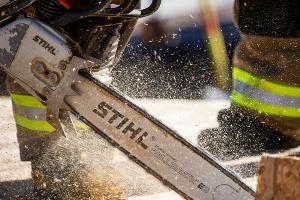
{"left": 7, "top": 77, "right": 60, "bottom": 161}
{"left": 230, "top": 34, "right": 300, "bottom": 140}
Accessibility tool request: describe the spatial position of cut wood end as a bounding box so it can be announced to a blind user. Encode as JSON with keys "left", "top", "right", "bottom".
{"left": 255, "top": 154, "right": 300, "bottom": 200}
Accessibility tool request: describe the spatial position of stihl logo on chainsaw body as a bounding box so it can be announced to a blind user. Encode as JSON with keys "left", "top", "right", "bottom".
{"left": 33, "top": 35, "right": 56, "bottom": 56}
{"left": 93, "top": 101, "right": 149, "bottom": 149}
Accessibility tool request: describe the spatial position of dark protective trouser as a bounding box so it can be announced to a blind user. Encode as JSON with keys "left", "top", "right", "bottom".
{"left": 7, "top": 77, "right": 58, "bottom": 161}
{"left": 7, "top": 77, "right": 90, "bottom": 161}
{"left": 232, "top": 0, "right": 300, "bottom": 140}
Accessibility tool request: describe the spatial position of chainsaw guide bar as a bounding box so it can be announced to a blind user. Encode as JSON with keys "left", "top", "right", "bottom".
{"left": 65, "top": 70, "right": 255, "bottom": 200}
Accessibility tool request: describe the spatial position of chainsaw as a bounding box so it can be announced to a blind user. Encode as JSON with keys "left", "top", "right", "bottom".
{"left": 0, "top": 0, "right": 254, "bottom": 199}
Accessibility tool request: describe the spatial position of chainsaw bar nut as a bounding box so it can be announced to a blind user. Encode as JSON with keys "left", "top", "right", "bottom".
{"left": 49, "top": 71, "right": 60, "bottom": 84}
{"left": 33, "top": 62, "right": 46, "bottom": 74}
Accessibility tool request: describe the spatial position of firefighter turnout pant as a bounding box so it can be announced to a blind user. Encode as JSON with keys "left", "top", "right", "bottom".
{"left": 232, "top": 0, "right": 300, "bottom": 140}
{"left": 6, "top": 77, "right": 89, "bottom": 161}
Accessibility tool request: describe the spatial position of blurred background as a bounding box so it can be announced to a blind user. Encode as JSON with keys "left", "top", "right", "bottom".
{"left": 113, "top": 0, "right": 239, "bottom": 99}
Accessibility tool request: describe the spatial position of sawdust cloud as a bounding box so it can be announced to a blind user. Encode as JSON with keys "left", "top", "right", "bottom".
{"left": 32, "top": 127, "right": 128, "bottom": 200}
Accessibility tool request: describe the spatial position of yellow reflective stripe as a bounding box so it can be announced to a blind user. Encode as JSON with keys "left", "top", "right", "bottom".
{"left": 14, "top": 114, "right": 56, "bottom": 132}
{"left": 74, "top": 122, "right": 89, "bottom": 129}
{"left": 60, "top": 122, "right": 89, "bottom": 130}
{"left": 231, "top": 91, "right": 300, "bottom": 118}
{"left": 233, "top": 67, "right": 300, "bottom": 98}
{"left": 10, "top": 93, "right": 46, "bottom": 109}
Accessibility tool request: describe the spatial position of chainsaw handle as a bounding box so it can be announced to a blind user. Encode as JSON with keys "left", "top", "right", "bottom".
{"left": 52, "top": 0, "right": 161, "bottom": 27}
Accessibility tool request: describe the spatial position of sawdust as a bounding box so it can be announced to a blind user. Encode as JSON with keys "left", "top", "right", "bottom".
{"left": 32, "top": 128, "right": 128, "bottom": 200}
{"left": 112, "top": 44, "right": 212, "bottom": 99}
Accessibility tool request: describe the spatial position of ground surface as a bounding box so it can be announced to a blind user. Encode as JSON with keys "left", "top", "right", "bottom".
{"left": 0, "top": 96, "right": 258, "bottom": 199}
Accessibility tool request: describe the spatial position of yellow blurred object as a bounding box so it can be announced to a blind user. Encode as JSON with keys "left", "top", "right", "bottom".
{"left": 200, "top": 0, "right": 230, "bottom": 90}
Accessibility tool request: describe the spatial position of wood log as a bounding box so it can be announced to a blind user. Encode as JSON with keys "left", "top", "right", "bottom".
{"left": 256, "top": 155, "right": 300, "bottom": 200}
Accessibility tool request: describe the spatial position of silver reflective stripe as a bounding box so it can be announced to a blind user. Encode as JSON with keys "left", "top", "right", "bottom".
{"left": 234, "top": 80, "right": 300, "bottom": 108}
{"left": 12, "top": 102, "right": 47, "bottom": 121}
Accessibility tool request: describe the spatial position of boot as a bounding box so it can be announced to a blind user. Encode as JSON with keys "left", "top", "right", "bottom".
{"left": 198, "top": 106, "right": 300, "bottom": 162}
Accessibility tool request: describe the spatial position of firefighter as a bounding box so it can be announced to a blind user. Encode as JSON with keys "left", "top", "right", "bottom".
{"left": 4, "top": 0, "right": 140, "bottom": 199}
{"left": 198, "top": 0, "right": 300, "bottom": 160}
